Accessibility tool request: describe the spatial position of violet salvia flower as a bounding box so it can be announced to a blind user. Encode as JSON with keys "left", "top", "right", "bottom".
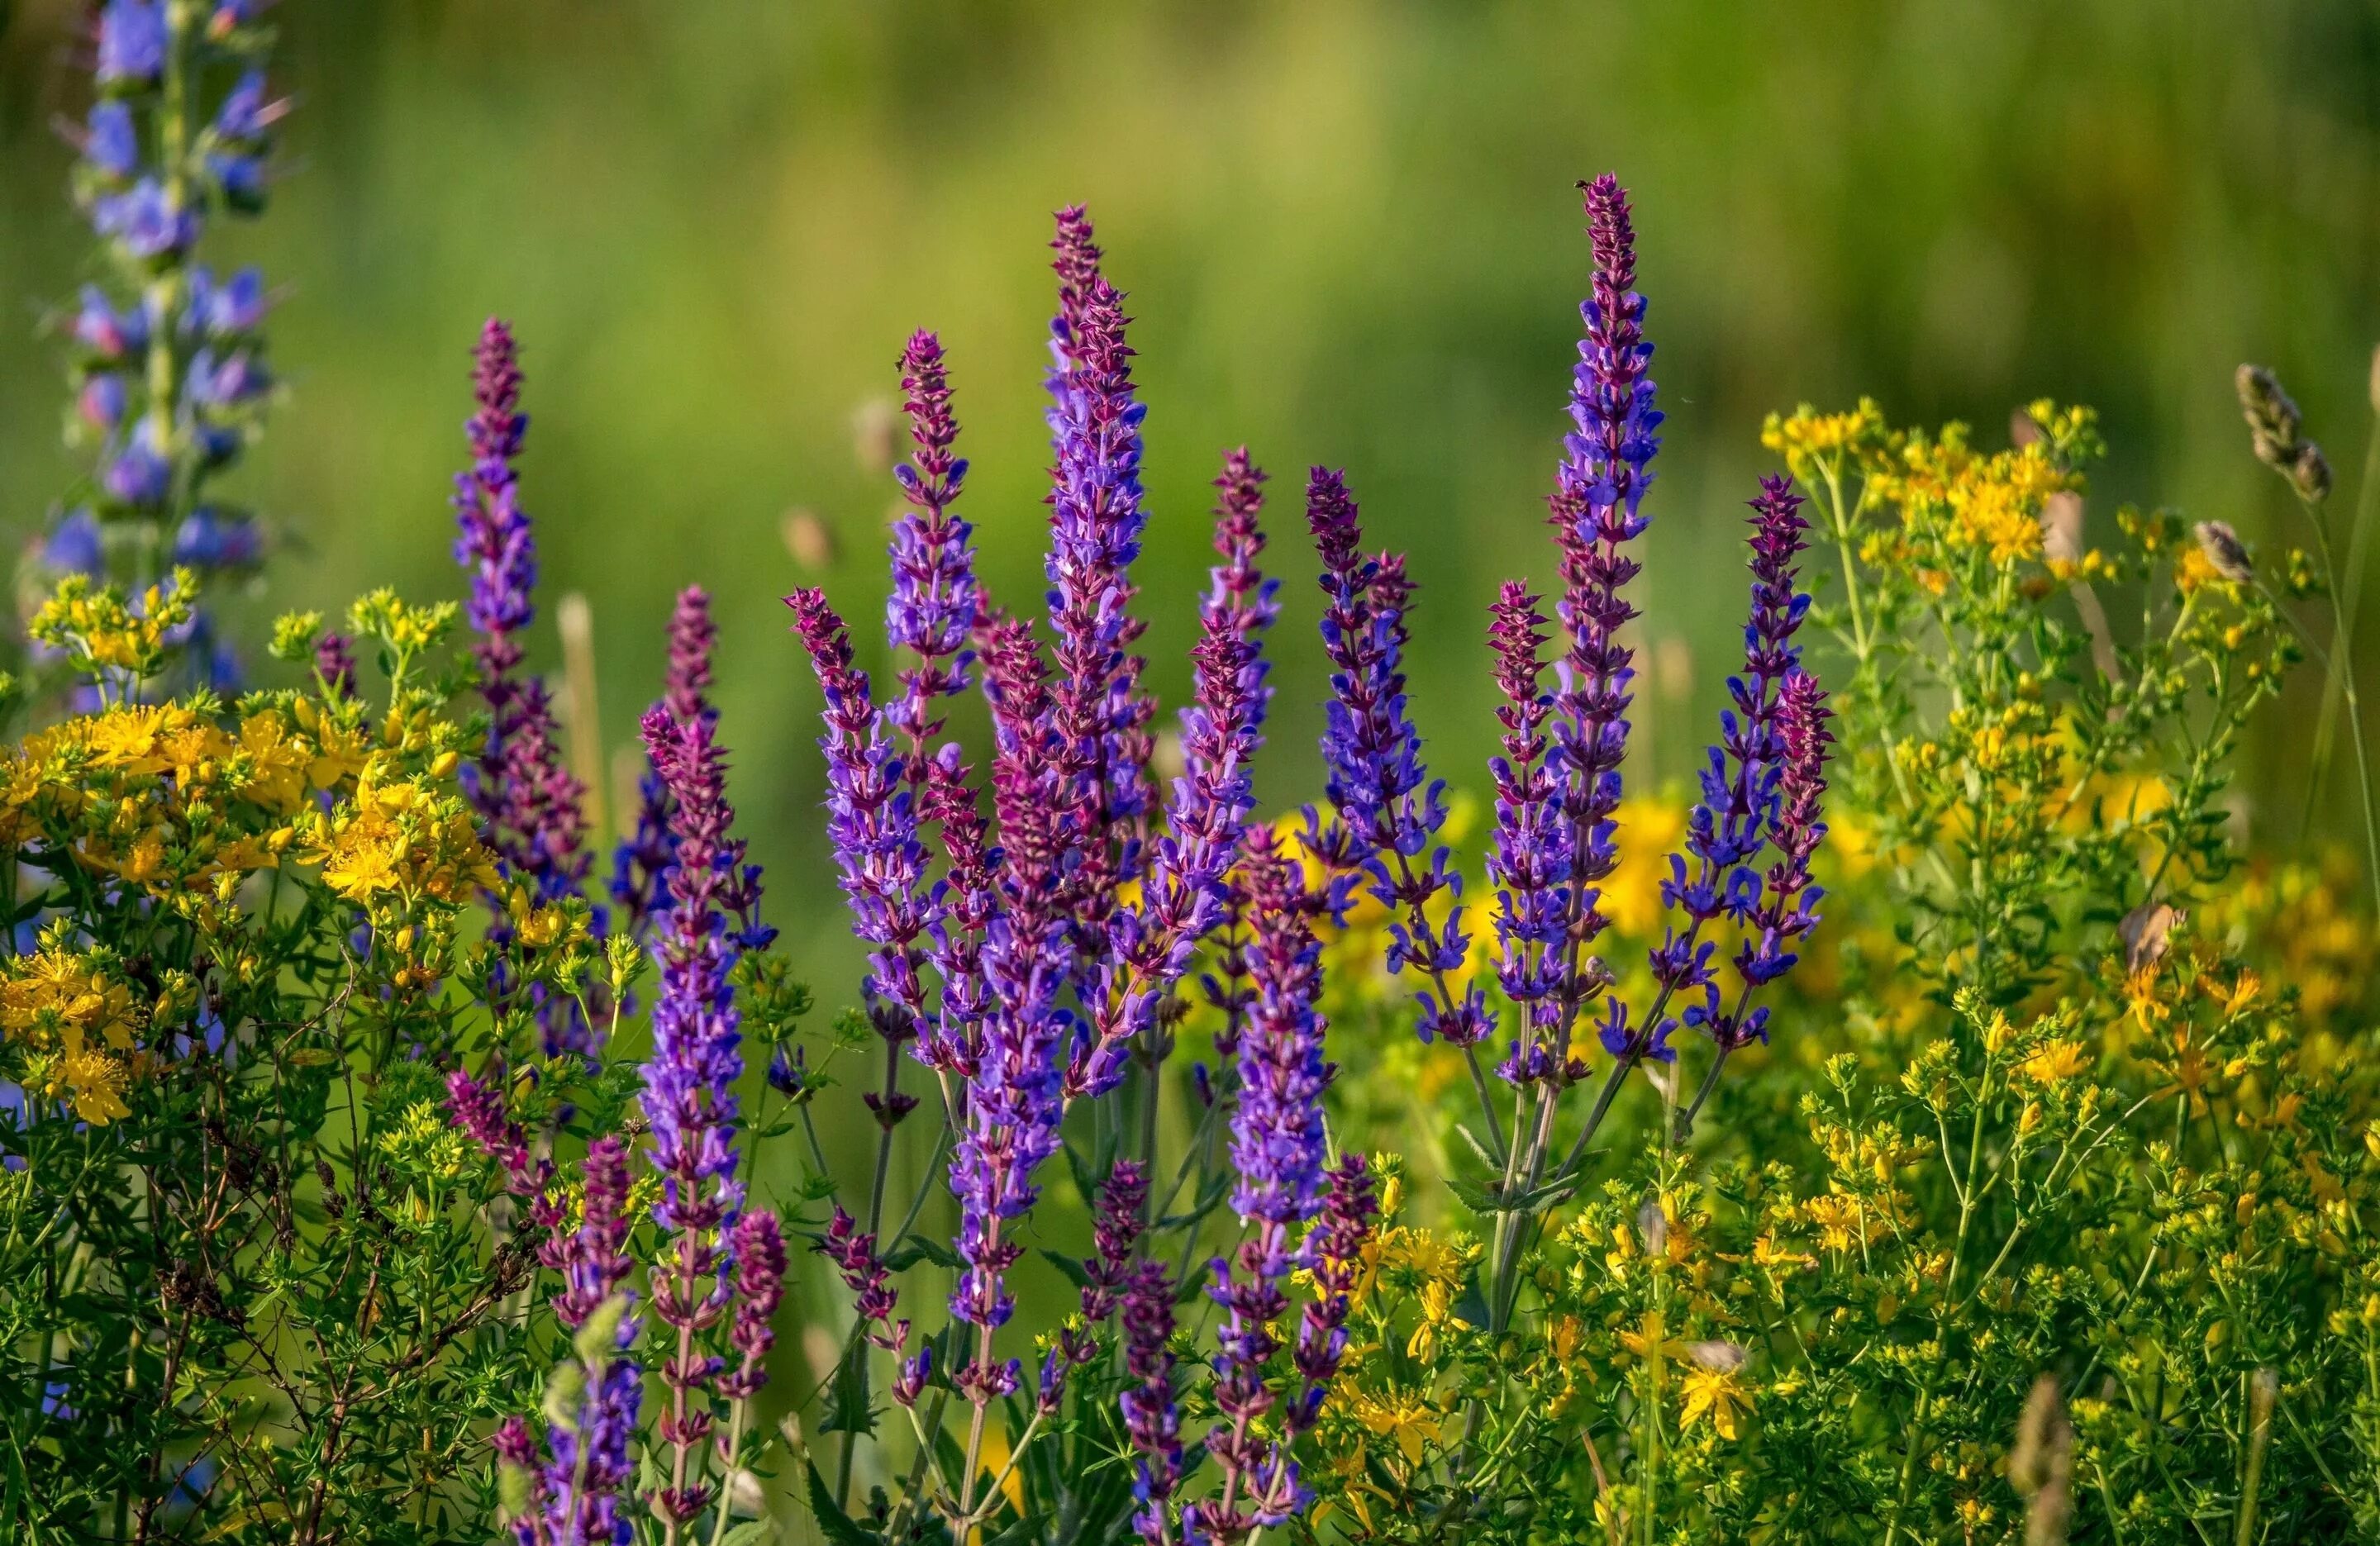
{"left": 612, "top": 589, "right": 716, "bottom": 945}
{"left": 533, "top": 1361, "right": 642, "bottom": 1546}
{"left": 1069, "top": 452, "right": 1276, "bottom": 1099}
{"left": 921, "top": 745, "right": 995, "bottom": 1076}
{"left": 1486, "top": 583, "right": 1573, "bottom": 1081}
{"left": 636, "top": 696, "right": 758, "bottom": 1523}
{"left": 1064, "top": 1159, "right": 1149, "bottom": 1363}
{"left": 452, "top": 321, "right": 599, "bottom": 1053}
{"left": 1190, "top": 836, "right": 1334, "bottom": 1544}
{"left": 1543, "top": 174, "right": 1659, "bottom": 1034}
{"left": 1304, "top": 468, "right": 1488, "bottom": 1047}
{"left": 719, "top": 1211, "right": 787, "bottom": 1401}
{"left": 883, "top": 330, "right": 982, "bottom": 755}
{"left": 1711, "top": 670, "right": 1832, "bottom": 1046}
{"left": 788, "top": 587, "right": 932, "bottom": 1063}
{"left": 818, "top": 1206, "right": 908, "bottom": 1354}
{"left": 947, "top": 618, "right": 1075, "bottom": 1396}
{"left": 1042, "top": 209, "right": 1156, "bottom": 950}
{"left": 1118, "top": 1260, "right": 1183, "bottom": 1544}
{"left": 545, "top": 1135, "right": 638, "bottom": 1336}
{"left": 1196, "top": 468, "right": 1273, "bottom": 1054}
{"left": 1287, "top": 1154, "right": 1377, "bottom": 1432}
{"left": 445, "top": 1068, "right": 544, "bottom": 1197}
{"left": 1226, "top": 836, "right": 1333, "bottom": 1232}
{"left": 1637, "top": 474, "right": 1811, "bottom": 1059}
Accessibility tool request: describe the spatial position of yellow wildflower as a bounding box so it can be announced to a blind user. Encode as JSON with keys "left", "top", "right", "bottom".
{"left": 1760, "top": 398, "right": 1888, "bottom": 481}
{"left": 1678, "top": 1366, "right": 1750, "bottom": 1440}
{"left": 306, "top": 772, "right": 499, "bottom": 906}
{"left": 1346, "top": 1391, "right": 1444, "bottom": 1467}
{"left": 1, "top": 936, "right": 147, "bottom": 1126}
{"left": 2020, "top": 1039, "right": 2091, "bottom": 1086}
{"left": 59, "top": 1046, "right": 133, "bottom": 1125}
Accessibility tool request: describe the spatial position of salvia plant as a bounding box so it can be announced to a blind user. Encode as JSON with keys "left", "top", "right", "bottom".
{"left": 6, "top": 7, "right": 2380, "bottom": 1546}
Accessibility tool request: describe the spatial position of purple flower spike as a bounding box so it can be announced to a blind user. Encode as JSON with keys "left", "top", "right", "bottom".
{"left": 1486, "top": 583, "right": 1574, "bottom": 1082}
{"left": 921, "top": 747, "right": 995, "bottom": 1076}
{"left": 1545, "top": 174, "right": 1659, "bottom": 1032}
{"left": 1119, "top": 1260, "right": 1183, "bottom": 1544}
{"left": 451, "top": 320, "right": 597, "bottom": 1052}
{"left": 819, "top": 1206, "right": 908, "bottom": 1354}
{"left": 1717, "top": 670, "right": 1831, "bottom": 1038}
{"left": 947, "top": 617, "right": 1075, "bottom": 1372}
{"left": 518, "top": 1358, "right": 641, "bottom": 1546}
{"left": 1042, "top": 207, "right": 1156, "bottom": 960}
{"left": 721, "top": 1211, "right": 788, "bottom": 1401}
{"left": 1649, "top": 474, "right": 1811, "bottom": 1050}
{"left": 1069, "top": 451, "right": 1276, "bottom": 1100}
{"left": 883, "top": 331, "right": 981, "bottom": 754}
{"left": 788, "top": 587, "right": 935, "bottom": 1064}
{"left": 1288, "top": 1154, "right": 1376, "bottom": 1432}
{"left": 1191, "top": 837, "right": 1335, "bottom": 1544}
{"left": 1066, "top": 1160, "right": 1149, "bottom": 1363}
{"left": 637, "top": 691, "right": 761, "bottom": 1524}
{"left": 1303, "top": 468, "right": 1487, "bottom": 1047}
{"left": 1227, "top": 836, "right": 1333, "bottom": 1232}
{"left": 545, "top": 1134, "right": 638, "bottom": 1338}
{"left": 612, "top": 589, "right": 717, "bottom": 946}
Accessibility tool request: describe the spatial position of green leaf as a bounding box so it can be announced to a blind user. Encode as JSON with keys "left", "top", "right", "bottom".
{"left": 817, "top": 1334, "right": 878, "bottom": 1439}
{"left": 1038, "top": 1249, "right": 1092, "bottom": 1290}
{"left": 883, "top": 1234, "right": 960, "bottom": 1272}
{"left": 804, "top": 1462, "right": 881, "bottom": 1546}
{"left": 716, "top": 1520, "right": 778, "bottom": 1546}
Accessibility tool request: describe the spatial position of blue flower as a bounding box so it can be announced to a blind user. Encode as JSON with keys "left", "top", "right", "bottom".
{"left": 85, "top": 102, "right": 140, "bottom": 180}
{"left": 93, "top": 178, "right": 198, "bottom": 259}
{"left": 44, "top": 510, "right": 105, "bottom": 576}
{"left": 95, "top": 1, "right": 168, "bottom": 86}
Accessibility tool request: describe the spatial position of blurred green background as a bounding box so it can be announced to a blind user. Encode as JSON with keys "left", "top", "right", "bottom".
{"left": 2, "top": 0, "right": 2378, "bottom": 1023}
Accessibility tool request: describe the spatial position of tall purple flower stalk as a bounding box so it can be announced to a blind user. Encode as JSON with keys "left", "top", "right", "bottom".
{"left": 1706, "top": 671, "right": 1831, "bottom": 1048}
{"left": 1632, "top": 475, "right": 1811, "bottom": 1063}
{"left": 1542, "top": 174, "right": 1659, "bottom": 1048}
{"left": 1043, "top": 210, "right": 1155, "bottom": 963}
{"left": 495, "top": 1135, "right": 641, "bottom": 1546}
{"left": 788, "top": 588, "right": 934, "bottom": 1065}
{"left": 884, "top": 331, "right": 982, "bottom": 757}
{"left": 1288, "top": 1154, "right": 1377, "bottom": 1432}
{"left": 947, "top": 616, "right": 1076, "bottom": 1425}
{"left": 1069, "top": 451, "right": 1276, "bottom": 1100}
{"left": 453, "top": 321, "right": 599, "bottom": 1054}
{"left": 1486, "top": 583, "right": 1575, "bottom": 1084}
{"left": 1119, "top": 1260, "right": 1183, "bottom": 1545}
{"left": 1191, "top": 452, "right": 1282, "bottom": 1077}
{"left": 1064, "top": 1160, "right": 1148, "bottom": 1364}
{"left": 721, "top": 1211, "right": 787, "bottom": 1404}
{"left": 1189, "top": 837, "right": 1334, "bottom": 1544}
{"left": 612, "top": 591, "right": 716, "bottom": 946}
{"left": 636, "top": 692, "right": 758, "bottom": 1528}
{"left": 1303, "top": 469, "right": 1487, "bottom": 1049}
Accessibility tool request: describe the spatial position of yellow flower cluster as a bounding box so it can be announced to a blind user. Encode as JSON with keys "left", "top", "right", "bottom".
{"left": 1765, "top": 401, "right": 2095, "bottom": 567}
{"left": 0, "top": 698, "right": 379, "bottom": 898}
{"left": 28, "top": 571, "right": 199, "bottom": 686}
{"left": 1873, "top": 423, "right": 2078, "bottom": 565}
{"left": 0, "top": 934, "right": 145, "bottom": 1124}
{"left": 301, "top": 770, "right": 497, "bottom": 907}
{"left": 1760, "top": 397, "right": 1889, "bottom": 478}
